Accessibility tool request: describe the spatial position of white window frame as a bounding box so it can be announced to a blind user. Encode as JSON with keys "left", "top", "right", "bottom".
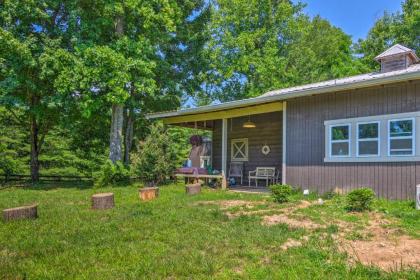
{"left": 387, "top": 118, "right": 415, "bottom": 157}
{"left": 231, "top": 138, "right": 248, "bottom": 161}
{"left": 357, "top": 121, "right": 380, "bottom": 157}
{"left": 329, "top": 124, "right": 351, "bottom": 158}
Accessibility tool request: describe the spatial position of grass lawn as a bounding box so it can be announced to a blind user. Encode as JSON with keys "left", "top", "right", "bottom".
{"left": 0, "top": 183, "right": 419, "bottom": 279}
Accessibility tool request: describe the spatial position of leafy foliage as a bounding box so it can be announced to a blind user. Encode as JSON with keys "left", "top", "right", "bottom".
{"left": 355, "top": 0, "right": 420, "bottom": 70}
{"left": 131, "top": 123, "right": 177, "bottom": 186}
{"left": 94, "top": 160, "right": 130, "bottom": 187}
{"left": 346, "top": 188, "right": 376, "bottom": 212}
{"left": 270, "top": 184, "right": 293, "bottom": 203}
{"left": 205, "top": 0, "right": 365, "bottom": 102}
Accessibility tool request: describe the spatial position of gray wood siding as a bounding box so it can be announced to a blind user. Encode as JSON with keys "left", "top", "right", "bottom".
{"left": 381, "top": 55, "right": 408, "bottom": 72}
{"left": 286, "top": 80, "right": 420, "bottom": 199}
{"left": 212, "top": 112, "right": 283, "bottom": 181}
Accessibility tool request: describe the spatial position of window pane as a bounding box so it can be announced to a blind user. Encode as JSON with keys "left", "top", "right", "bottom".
{"left": 390, "top": 139, "right": 413, "bottom": 155}
{"left": 390, "top": 120, "right": 413, "bottom": 137}
{"left": 358, "top": 140, "right": 378, "bottom": 155}
{"left": 332, "top": 142, "right": 349, "bottom": 156}
{"left": 358, "top": 123, "right": 378, "bottom": 139}
{"left": 332, "top": 126, "right": 349, "bottom": 140}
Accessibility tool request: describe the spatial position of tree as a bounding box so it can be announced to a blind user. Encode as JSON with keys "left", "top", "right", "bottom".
{"left": 204, "top": 0, "right": 365, "bottom": 102}
{"left": 66, "top": 0, "right": 211, "bottom": 165}
{"left": 0, "top": 1, "right": 76, "bottom": 181}
{"left": 131, "top": 123, "right": 177, "bottom": 186}
{"left": 355, "top": 0, "right": 420, "bottom": 70}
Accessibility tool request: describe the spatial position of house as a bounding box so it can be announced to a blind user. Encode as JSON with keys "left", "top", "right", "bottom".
{"left": 147, "top": 44, "right": 420, "bottom": 200}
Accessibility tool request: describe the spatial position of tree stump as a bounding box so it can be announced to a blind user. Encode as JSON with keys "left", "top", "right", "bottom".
{"left": 139, "top": 187, "right": 159, "bottom": 201}
{"left": 3, "top": 204, "right": 38, "bottom": 222}
{"left": 92, "top": 193, "right": 114, "bottom": 210}
{"left": 186, "top": 183, "right": 201, "bottom": 195}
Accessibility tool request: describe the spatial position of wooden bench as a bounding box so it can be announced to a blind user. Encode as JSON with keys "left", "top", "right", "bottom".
{"left": 248, "top": 167, "right": 276, "bottom": 187}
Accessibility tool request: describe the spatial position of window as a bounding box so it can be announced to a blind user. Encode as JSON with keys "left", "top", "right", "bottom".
{"left": 388, "top": 118, "right": 415, "bottom": 156}
{"left": 357, "top": 122, "right": 379, "bottom": 156}
{"left": 330, "top": 125, "right": 350, "bottom": 157}
{"left": 231, "top": 138, "right": 248, "bottom": 161}
{"left": 325, "top": 111, "right": 420, "bottom": 162}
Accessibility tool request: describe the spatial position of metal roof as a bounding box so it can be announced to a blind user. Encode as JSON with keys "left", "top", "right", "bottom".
{"left": 147, "top": 63, "right": 420, "bottom": 120}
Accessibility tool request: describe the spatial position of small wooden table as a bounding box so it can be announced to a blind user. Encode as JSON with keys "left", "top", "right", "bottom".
{"left": 175, "top": 174, "right": 227, "bottom": 189}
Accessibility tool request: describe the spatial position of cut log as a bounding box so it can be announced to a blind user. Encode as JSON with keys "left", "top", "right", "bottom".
{"left": 186, "top": 183, "right": 201, "bottom": 195}
{"left": 139, "top": 187, "right": 159, "bottom": 201}
{"left": 3, "top": 204, "right": 38, "bottom": 221}
{"left": 92, "top": 193, "right": 114, "bottom": 210}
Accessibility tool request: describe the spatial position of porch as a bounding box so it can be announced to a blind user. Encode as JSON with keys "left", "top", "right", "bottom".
{"left": 154, "top": 101, "right": 287, "bottom": 189}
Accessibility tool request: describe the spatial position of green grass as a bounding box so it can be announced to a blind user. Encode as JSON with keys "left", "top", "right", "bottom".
{"left": 0, "top": 184, "right": 418, "bottom": 279}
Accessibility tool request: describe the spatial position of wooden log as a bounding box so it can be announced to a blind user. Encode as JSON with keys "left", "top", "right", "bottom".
{"left": 92, "top": 193, "right": 114, "bottom": 210}
{"left": 3, "top": 204, "right": 38, "bottom": 221}
{"left": 139, "top": 187, "right": 159, "bottom": 201}
{"left": 186, "top": 183, "right": 201, "bottom": 195}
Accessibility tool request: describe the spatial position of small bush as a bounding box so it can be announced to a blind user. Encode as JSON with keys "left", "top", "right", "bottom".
{"left": 270, "top": 184, "right": 293, "bottom": 203}
{"left": 94, "top": 160, "right": 130, "bottom": 187}
{"left": 322, "top": 190, "right": 338, "bottom": 200}
{"left": 131, "top": 123, "right": 177, "bottom": 186}
{"left": 346, "top": 188, "right": 375, "bottom": 212}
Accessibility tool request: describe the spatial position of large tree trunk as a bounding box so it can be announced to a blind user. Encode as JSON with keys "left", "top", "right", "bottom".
{"left": 109, "top": 104, "right": 124, "bottom": 163}
{"left": 109, "top": 15, "right": 125, "bottom": 164}
{"left": 123, "top": 108, "right": 134, "bottom": 164}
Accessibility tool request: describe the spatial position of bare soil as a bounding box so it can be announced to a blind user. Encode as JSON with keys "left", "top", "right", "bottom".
{"left": 195, "top": 199, "right": 420, "bottom": 271}
{"left": 337, "top": 213, "right": 420, "bottom": 271}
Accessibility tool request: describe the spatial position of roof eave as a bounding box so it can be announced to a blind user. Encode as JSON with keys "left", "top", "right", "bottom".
{"left": 147, "top": 70, "right": 420, "bottom": 120}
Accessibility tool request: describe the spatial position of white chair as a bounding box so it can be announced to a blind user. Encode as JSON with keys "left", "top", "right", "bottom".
{"left": 248, "top": 167, "right": 276, "bottom": 187}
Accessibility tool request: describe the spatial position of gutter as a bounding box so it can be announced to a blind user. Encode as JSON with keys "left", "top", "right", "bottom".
{"left": 146, "top": 69, "right": 420, "bottom": 120}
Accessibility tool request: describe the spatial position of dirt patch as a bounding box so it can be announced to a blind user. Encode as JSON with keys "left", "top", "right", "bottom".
{"left": 343, "top": 236, "right": 420, "bottom": 271}
{"left": 194, "top": 200, "right": 263, "bottom": 210}
{"left": 261, "top": 200, "right": 321, "bottom": 229}
{"left": 338, "top": 213, "right": 420, "bottom": 271}
{"left": 280, "top": 238, "right": 303, "bottom": 250}
{"left": 262, "top": 214, "right": 323, "bottom": 229}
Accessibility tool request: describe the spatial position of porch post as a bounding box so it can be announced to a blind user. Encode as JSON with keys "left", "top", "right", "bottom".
{"left": 221, "top": 118, "right": 228, "bottom": 189}
{"left": 282, "top": 102, "right": 287, "bottom": 184}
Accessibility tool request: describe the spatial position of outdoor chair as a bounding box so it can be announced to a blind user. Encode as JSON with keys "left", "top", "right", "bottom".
{"left": 248, "top": 167, "right": 276, "bottom": 187}
{"left": 228, "top": 162, "right": 244, "bottom": 185}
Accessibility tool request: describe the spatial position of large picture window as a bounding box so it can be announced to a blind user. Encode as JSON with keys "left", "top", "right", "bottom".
{"left": 330, "top": 125, "right": 350, "bottom": 157}
{"left": 388, "top": 118, "right": 415, "bottom": 156}
{"left": 231, "top": 138, "right": 248, "bottom": 161}
{"left": 325, "top": 111, "right": 420, "bottom": 162}
{"left": 357, "top": 122, "right": 379, "bottom": 156}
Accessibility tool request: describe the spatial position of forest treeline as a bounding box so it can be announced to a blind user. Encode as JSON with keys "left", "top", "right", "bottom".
{"left": 0, "top": 0, "right": 419, "bottom": 181}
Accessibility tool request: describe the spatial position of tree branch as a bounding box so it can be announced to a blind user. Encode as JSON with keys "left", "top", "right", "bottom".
{"left": 6, "top": 108, "right": 26, "bottom": 126}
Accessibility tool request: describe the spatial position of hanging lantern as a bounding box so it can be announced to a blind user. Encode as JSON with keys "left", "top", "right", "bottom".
{"left": 243, "top": 115, "right": 256, "bottom": 128}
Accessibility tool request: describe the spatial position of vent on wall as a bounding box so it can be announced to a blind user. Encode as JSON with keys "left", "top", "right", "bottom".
{"left": 375, "top": 44, "right": 419, "bottom": 73}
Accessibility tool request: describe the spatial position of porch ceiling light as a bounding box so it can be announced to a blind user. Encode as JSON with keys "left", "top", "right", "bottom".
{"left": 243, "top": 115, "right": 256, "bottom": 128}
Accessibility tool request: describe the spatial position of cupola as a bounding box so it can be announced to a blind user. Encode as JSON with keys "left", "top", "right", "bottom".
{"left": 375, "top": 44, "right": 419, "bottom": 73}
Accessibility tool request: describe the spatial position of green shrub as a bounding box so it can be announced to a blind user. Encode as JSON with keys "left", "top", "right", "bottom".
{"left": 322, "top": 190, "right": 338, "bottom": 200}
{"left": 346, "top": 188, "right": 375, "bottom": 212}
{"left": 0, "top": 143, "right": 18, "bottom": 180}
{"left": 94, "top": 160, "right": 130, "bottom": 187}
{"left": 131, "top": 123, "right": 177, "bottom": 186}
{"left": 270, "top": 184, "right": 293, "bottom": 203}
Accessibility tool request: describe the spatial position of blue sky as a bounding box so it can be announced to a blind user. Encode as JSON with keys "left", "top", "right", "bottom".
{"left": 296, "top": 0, "right": 402, "bottom": 41}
